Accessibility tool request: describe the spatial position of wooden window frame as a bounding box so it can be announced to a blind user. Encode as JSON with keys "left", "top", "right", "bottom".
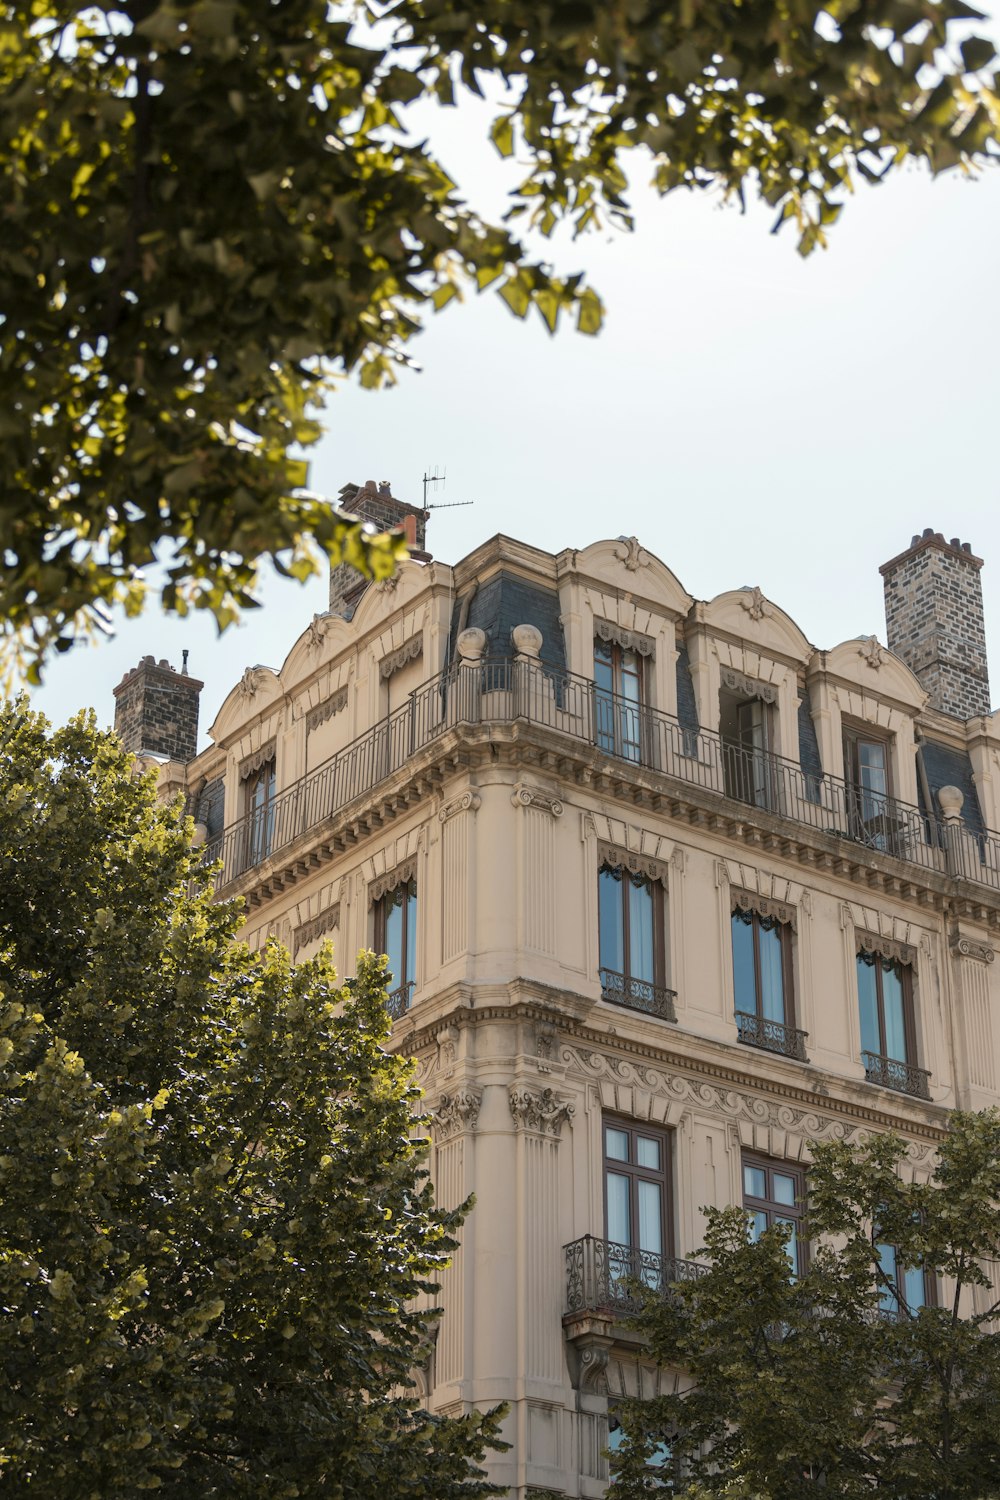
{"left": 876, "top": 1237, "right": 937, "bottom": 1316}
{"left": 730, "top": 907, "right": 795, "bottom": 1027}
{"left": 856, "top": 950, "right": 918, "bottom": 1065}
{"left": 373, "top": 878, "right": 417, "bottom": 1003}
{"left": 243, "top": 757, "right": 276, "bottom": 864}
{"left": 598, "top": 863, "right": 667, "bottom": 988}
{"left": 603, "top": 1116, "right": 673, "bottom": 1258}
{"left": 843, "top": 722, "right": 894, "bottom": 798}
{"left": 594, "top": 636, "right": 647, "bottom": 762}
{"left": 742, "top": 1153, "right": 808, "bottom": 1274}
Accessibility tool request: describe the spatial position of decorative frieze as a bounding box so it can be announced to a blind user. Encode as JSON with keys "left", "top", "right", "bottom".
{"left": 433, "top": 1087, "right": 483, "bottom": 1139}
{"left": 439, "top": 791, "right": 482, "bottom": 823}
{"left": 379, "top": 635, "right": 423, "bottom": 680}
{"left": 239, "top": 740, "right": 276, "bottom": 779}
{"left": 597, "top": 840, "right": 670, "bottom": 889}
{"left": 511, "top": 783, "right": 564, "bottom": 817}
{"left": 306, "top": 687, "right": 348, "bottom": 732}
{"left": 509, "top": 1085, "right": 574, "bottom": 1136}
{"left": 292, "top": 903, "right": 340, "bottom": 954}
{"left": 369, "top": 857, "right": 417, "bottom": 904}
{"left": 856, "top": 930, "right": 916, "bottom": 966}
{"left": 720, "top": 666, "right": 777, "bottom": 704}
{"left": 950, "top": 931, "right": 995, "bottom": 964}
{"left": 594, "top": 618, "right": 655, "bottom": 659}
{"left": 732, "top": 887, "right": 796, "bottom": 930}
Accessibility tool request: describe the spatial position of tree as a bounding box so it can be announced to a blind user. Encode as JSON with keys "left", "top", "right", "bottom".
{"left": 0, "top": 702, "right": 503, "bottom": 1498}
{"left": 609, "top": 1113, "right": 1000, "bottom": 1500}
{"left": 2, "top": 2, "right": 998, "bottom": 675}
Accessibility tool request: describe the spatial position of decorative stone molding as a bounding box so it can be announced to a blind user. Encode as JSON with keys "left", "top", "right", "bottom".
{"left": 439, "top": 791, "right": 481, "bottom": 823}
{"left": 858, "top": 635, "right": 884, "bottom": 670}
{"left": 950, "top": 931, "right": 996, "bottom": 964}
{"left": 732, "top": 887, "right": 796, "bottom": 930}
{"left": 575, "top": 1339, "right": 612, "bottom": 1393}
{"left": 613, "top": 536, "right": 649, "bottom": 573}
{"left": 739, "top": 586, "right": 767, "bottom": 622}
{"left": 594, "top": 618, "right": 655, "bottom": 658}
{"left": 512, "top": 622, "right": 543, "bottom": 658}
{"left": 375, "top": 573, "right": 399, "bottom": 594}
{"left": 437, "top": 1024, "right": 461, "bottom": 1069}
{"left": 509, "top": 1085, "right": 574, "bottom": 1136}
{"left": 597, "top": 840, "right": 670, "bottom": 889}
{"left": 511, "top": 783, "right": 564, "bottom": 817}
{"left": 855, "top": 930, "right": 917, "bottom": 966}
{"left": 720, "top": 666, "right": 777, "bottom": 705}
{"left": 379, "top": 635, "right": 423, "bottom": 680}
{"left": 535, "top": 1021, "right": 557, "bottom": 1074}
{"left": 714, "top": 859, "right": 730, "bottom": 888}
{"left": 369, "top": 857, "right": 417, "bottom": 904}
{"left": 306, "top": 687, "right": 348, "bottom": 732}
{"left": 293, "top": 903, "right": 340, "bottom": 954}
{"left": 237, "top": 665, "right": 267, "bottom": 700}
{"left": 306, "top": 612, "right": 332, "bottom": 650}
{"left": 239, "top": 740, "right": 276, "bottom": 779}
{"left": 433, "top": 1087, "right": 483, "bottom": 1139}
{"left": 669, "top": 845, "right": 686, "bottom": 876}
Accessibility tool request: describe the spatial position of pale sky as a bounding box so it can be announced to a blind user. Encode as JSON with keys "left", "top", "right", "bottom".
{"left": 29, "top": 75, "right": 1000, "bottom": 747}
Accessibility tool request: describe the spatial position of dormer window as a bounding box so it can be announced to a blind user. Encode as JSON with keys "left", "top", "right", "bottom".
{"left": 240, "top": 750, "right": 276, "bottom": 867}
{"left": 844, "top": 726, "right": 893, "bottom": 850}
{"left": 594, "top": 636, "right": 646, "bottom": 763}
{"left": 719, "top": 671, "right": 778, "bottom": 811}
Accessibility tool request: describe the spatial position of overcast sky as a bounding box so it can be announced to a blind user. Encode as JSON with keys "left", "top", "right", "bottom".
{"left": 29, "top": 72, "right": 1000, "bottom": 748}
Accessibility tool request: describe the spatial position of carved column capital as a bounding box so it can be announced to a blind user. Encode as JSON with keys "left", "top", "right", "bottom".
{"left": 509, "top": 1085, "right": 574, "bottom": 1136}
{"left": 432, "top": 1087, "right": 483, "bottom": 1139}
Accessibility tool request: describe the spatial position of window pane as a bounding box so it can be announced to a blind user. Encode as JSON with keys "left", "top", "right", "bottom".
{"left": 744, "top": 1165, "right": 767, "bottom": 1200}
{"left": 902, "top": 1263, "right": 926, "bottom": 1311}
{"left": 775, "top": 1215, "right": 798, "bottom": 1272}
{"left": 772, "top": 1173, "right": 797, "bottom": 1207}
{"left": 636, "top": 1136, "right": 660, "bottom": 1171}
{"left": 859, "top": 740, "right": 887, "bottom": 796}
{"left": 857, "top": 954, "right": 881, "bottom": 1055}
{"left": 882, "top": 963, "right": 907, "bottom": 1061}
{"left": 732, "top": 912, "right": 757, "bottom": 1013}
{"left": 759, "top": 922, "right": 786, "bottom": 1023}
{"left": 637, "top": 1180, "right": 663, "bottom": 1256}
{"left": 628, "top": 875, "right": 655, "bottom": 983}
{"left": 384, "top": 895, "right": 404, "bottom": 990}
{"left": 605, "top": 1127, "right": 629, "bottom": 1162}
{"left": 747, "top": 1209, "right": 768, "bottom": 1242}
{"left": 598, "top": 868, "right": 624, "bottom": 974}
{"left": 878, "top": 1243, "right": 899, "bottom": 1313}
{"left": 607, "top": 1172, "right": 631, "bottom": 1245}
{"left": 405, "top": 884, "right": 417, "bottom": 984}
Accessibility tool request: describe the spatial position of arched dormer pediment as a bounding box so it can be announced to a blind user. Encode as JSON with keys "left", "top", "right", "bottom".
{"left": 821, "top": 637, "right": 928, "bottom": 714}
{"left": 699, "top": 588, "right": 813, "bottom": 666}
{"left": 279, "top": 610, "right": 354, "bottom": 697}
{"left": 349, "top": 558, "right": 432, "bottom": 635}
{"left": 208, "top": 664, "right": 283, "bottom": 745}
{"left": 564, "top": 537, "right": 693, "bottom": 620}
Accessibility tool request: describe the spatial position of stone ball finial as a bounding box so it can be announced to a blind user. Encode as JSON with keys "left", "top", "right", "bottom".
{"left": 512, "top": 623, "right": 542, "bottom": 659}
{"left": 937, "top": 784, "right": 965, "bottom": 822}
{"left": 456, "top": 627, "right": 487, "bottom": 662}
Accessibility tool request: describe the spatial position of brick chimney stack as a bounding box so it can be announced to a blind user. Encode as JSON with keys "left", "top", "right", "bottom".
{"left": 880, "top": 529, "right": 990, "bottom": 720}
{"left": 113, "top": 655, "right": 204, "bottom": 761}
{"left": 328, "top": 479, "right": 430, "bottom": 618}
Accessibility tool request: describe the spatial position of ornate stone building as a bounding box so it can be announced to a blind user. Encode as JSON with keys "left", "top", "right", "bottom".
{"left": 115, "top": 497, "right": 1000, "bottom": 1498}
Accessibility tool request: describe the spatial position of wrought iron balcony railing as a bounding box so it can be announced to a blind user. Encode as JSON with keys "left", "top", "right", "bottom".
{"left": 202, "top": 655, "right": 1000, "bottom": 897}
{"left": 564, "top": 1234, "right": 707, "bottom": 1319}
{"left": 735, "top": 1010, "right": 808, "bottom": 1062}
{"left": 384, "top": 981, "right": 414, "bottom": 1021}
{"left": 600, "top": 967, "right": 677, "bottom": 1022}
{"left": 862, "top": 1050, "right": 932, "bottom": 1101}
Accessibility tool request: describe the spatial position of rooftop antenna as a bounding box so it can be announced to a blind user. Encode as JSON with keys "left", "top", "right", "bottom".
{"left": 422, "top": 465, "right": 473, "bottom": 511}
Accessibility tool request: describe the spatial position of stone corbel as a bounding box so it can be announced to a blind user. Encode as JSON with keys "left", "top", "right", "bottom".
{"left": 564, "top": 1329, "right": 614, "bottom": 1393}
{"left": 509, "top": 1085, "right": 574, "bottom": 1136}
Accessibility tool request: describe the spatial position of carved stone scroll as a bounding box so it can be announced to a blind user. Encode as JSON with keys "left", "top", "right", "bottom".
{"left": 379, "top": 636, "right": 423, "bottom": 680}
{"left": 439, "top": 791, "right": 482, "bottom": 823}
{"left": 511, "top": 784, "right": 564, "bottom": 817}
{"left": 720, "top": 666, "right": 777, "bottom": 705}
{"left": 597, "top": 840, "right": 670, "bottom": 889}
{"left": 732, "top": 887, "right": 796, "bottom": 930}
{"left": 594, "top": 618, "right": 655, "bottom": 659}
{"left": 369, "top": 857, "right": 417, "bottom": 904}
{"left": 239, "top": 740, "right": 276, "bottom": 779}
{"left": 509, "top": 1085, "right": 574, "bottom": 1136}
{"left": 306, "top": 687, "right": 348, "bottom": 732}
{"left": 950, "top": 931, "right": 996, "bottom": 964}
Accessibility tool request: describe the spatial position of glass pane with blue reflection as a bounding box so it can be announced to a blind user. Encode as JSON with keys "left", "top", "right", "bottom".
{"left": 598, "top": 867, "right": 624, "bottom": 974}
{"left": 732, "top": 912, "right": 756, "bottom": 1013}
{"left": 759, "top": 921, "right": 785, "bottom": 1023}
{"left": 594, "top": 639, "right": 616, "bottom": 753}
{"left": 607, "top": 1171, "right": 630, "bottom": 1245}
{"left": 882, "top": 961, "right": 907, "bottom": 1061}
{"left": 857, "top": 953, "right": 881, "bottom": 1055}
{"left": 628, "top": 873, "right": 655, "bottom": 982}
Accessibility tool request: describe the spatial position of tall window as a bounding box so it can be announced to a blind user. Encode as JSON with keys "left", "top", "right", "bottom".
{"left": 844, "top": 727, "right": 892, "bottom": 848}
{"left": 719, "top": 690, "right": 775, "bottom": 810}
{"left": 731, "top": 907, "right": 803, "bottom": 1059}
{"left": 598, "top": 864, "right": 671, "bottom": 1018}
{"left": 604, "top": 1119, "right": 671, "bottom": 1285}
{"left": 743, "top": 1156, "right": 806, "bottom": 1275}
{"left": 374, "top": 879, "right": 417, "bottom": 1017}
{"left": 245, "top": 758, "right": 276, "bottom": 866}
{"left": 595, "top": 638, "right": 644, "bottom": 763}
{"left": 856, "top": 950, "right": 925, "bottom": 1096}
{"left": 877, "top": 1240, "right": 934, "bottom": 1317}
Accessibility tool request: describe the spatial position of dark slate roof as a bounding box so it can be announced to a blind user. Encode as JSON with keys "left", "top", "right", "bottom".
{"left": 675, "top": 642, "right": 699, "bottom": 734}
{"left": 195, "top": 775, "right": 225, "bottom": 839}
{"left": 917, "top": 740, "right": 986, "bottom": 838}
{"left": 449, "top": 572, "right": 566, "bottom": 670}
{"left": 797, "top": 686, "right": 823, "bottom": 787}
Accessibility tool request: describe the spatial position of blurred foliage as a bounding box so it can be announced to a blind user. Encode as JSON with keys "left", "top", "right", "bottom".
{"left": 0, "top": 701, "right": 504, "bottom": 1497}
{"left": 1, "top": 0, "right": 996, "bottom": 677}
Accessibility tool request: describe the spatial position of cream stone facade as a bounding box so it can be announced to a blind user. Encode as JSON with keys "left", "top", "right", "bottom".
{"left": 116, "top": 507, "right": 1000, "bottom": 1499}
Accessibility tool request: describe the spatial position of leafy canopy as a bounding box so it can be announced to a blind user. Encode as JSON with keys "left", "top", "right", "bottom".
{"left": 2, "top": 0, "right": 997, "bottom": 675}
{"left": 609, "top": 1113, "right": 1000, "bottom": 1500}
{"left": 0, "top": 702, "right": 503, "bottom": 1498}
